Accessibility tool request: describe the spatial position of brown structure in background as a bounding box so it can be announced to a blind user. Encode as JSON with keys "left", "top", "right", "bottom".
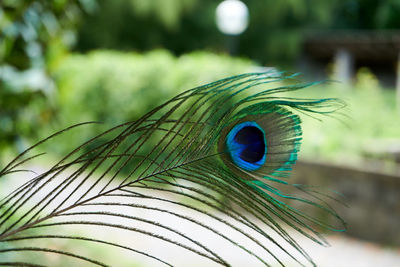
{"left": 300, "top": 31, "right": 400, "bottom": 96}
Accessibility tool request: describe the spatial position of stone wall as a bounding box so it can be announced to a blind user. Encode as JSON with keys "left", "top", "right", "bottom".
{"left": 290, "top": 161, "right": 400, "bottom": 246}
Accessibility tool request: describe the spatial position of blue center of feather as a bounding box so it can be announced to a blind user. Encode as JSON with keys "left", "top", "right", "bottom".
{"left": 226, "top": 121, "right": 267, "bottom": 171}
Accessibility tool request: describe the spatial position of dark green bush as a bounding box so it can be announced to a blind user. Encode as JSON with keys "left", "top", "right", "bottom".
{"left": 0, "top": 0, "right": 92, "bottom": 165}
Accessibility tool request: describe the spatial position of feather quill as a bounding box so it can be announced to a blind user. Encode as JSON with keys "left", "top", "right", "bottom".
{"left": 0, "top": 72, "right": 345, "bottom": 266}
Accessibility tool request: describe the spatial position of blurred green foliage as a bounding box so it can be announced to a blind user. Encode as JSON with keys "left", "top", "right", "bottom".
{"left": 55, "top": 49, "right": 253, "bottom": 123}
{"left": 0, "top": 0, "right": 95, "bottom": 160}
{"left": 298, "top": 69, "right": 400, "bottom": 170}
{"left": 76, "top": 0, "right": 400, "bottom": 66}
{"left": 49, "top": 49, "right": 253, "bottom": 156}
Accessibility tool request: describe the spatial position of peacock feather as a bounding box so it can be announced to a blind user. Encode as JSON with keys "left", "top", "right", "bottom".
{"left": 0, "top": 72, "right": 345, "bottom": 266}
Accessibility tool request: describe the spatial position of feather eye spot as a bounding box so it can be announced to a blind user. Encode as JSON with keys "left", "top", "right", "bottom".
{"left": 226, "top": 121, "right": 267, "bottom": 171}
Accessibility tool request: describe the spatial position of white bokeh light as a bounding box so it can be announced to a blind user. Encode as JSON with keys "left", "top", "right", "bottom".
{"left": 216, "top": 0, "right": 249, "bottom": 35}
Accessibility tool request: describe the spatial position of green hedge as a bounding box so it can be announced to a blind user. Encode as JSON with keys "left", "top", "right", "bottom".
{"left": 48, "top": 49, "right": 254, "bottom": 156}
{"left": 55, "top": 50, "right": 253, "bottom": 124}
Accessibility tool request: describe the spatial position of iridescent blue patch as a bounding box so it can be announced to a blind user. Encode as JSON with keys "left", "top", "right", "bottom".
{"left": 226, "top": 121, "right": 267, "bottom": 171}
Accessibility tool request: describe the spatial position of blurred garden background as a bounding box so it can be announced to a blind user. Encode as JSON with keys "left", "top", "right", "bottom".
{"left": 1, "top": 0, "right": 400, "bottom": 266}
